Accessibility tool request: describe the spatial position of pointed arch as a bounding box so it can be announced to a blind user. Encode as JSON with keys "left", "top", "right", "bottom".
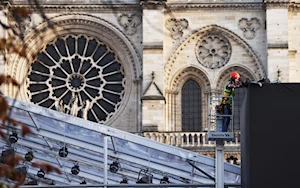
{"left": 216, "top": 65, "right": 256, "bottom": 92}
{"left": 165, "top": 66, "right": 211, "bottom": 132}
{"left": 170, "top": 66, "right": 211, "bottom": 92}
{"left": 164, "top": 24, "right": 266, "bottom": 88}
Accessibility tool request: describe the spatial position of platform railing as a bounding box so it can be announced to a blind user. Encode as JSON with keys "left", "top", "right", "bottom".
{"left": 142, "top": 131, "right": 240, "bottom": 147}
{"left": 207, "top": 95, "right": 236, "bottom": 141}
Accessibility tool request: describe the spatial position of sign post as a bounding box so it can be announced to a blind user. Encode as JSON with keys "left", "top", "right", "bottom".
{"left": 207, "top": 95, "right": 235, "bottom": 188}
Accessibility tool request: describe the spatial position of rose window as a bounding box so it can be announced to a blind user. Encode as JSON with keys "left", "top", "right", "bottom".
{"left": 27, "top": 35, "right": 125, "bottom": 123}
{"left": 195, "top": 34, "right": 231, "bottom": 69}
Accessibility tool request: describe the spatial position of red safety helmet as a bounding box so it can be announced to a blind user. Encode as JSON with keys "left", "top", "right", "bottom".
{"left": 230, "top": 72, "right": 240, "bottom": 79}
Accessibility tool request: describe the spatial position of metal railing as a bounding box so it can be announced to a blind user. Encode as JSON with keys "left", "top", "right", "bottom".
{"left": 143, "top": 132, "right": 240, "bottom": 147}
{"left": 208, "top": 95, "right": 234, "bottom": 133}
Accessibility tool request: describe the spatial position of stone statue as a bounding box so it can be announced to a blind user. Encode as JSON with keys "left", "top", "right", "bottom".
{"left": 54, "top": 100, "right": 65, "bottom": 113}
{"left": 54, "top": 93, "right": 92, "bottom": 120}
{"left": 69, "top": 94, "right": 79, "bottom": 117}
{"left": 81, "top": 100, "right": 92, "bottom": 120}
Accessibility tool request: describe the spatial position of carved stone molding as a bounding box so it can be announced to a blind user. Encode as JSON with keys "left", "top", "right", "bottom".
{"left": 12, "top": 0, "right": 137, "bottom": 4}
{"left": 238, "top": 18, "right": 261, "bottom": 40}
{"left": 203, "top": 89, "right": 212, "bottom": 94}
{"left": 143, "top": 42, "right": 163, "bottom": 50}
{"left": 289, "top": 50, "right": 297, "bottom": 58}
{"left": 170, "top": 66, "right": 211, "bottom": 92}
{"left": 264, "top": 0, "right": 290, "bottom": 2}
{"left": 289, "top": 3, "right": 300, "bottom": 11}
{"left": 165, "top": 89, "right": 179, "bottom": 95}
{"left": 24, "top": 13, "right": 142, "bottom": 80}
{"left": 7, "top": 8, "right": 32, "bottom": 36}
{"left": 211, "top": 89, "right": 223, "bottom": 95}
{"left": 268, "top": 43, "right": 288, "bottom": 49}
{"left": 264, "top": 0, "right": 290, "bottom": 9}
{"left": 10, "top": 4, "right": 141, "bottom": 13}
{"left": 165, "top": 18, "right": 188, "bottom": 40}
{"left": 118, "top": 14, "right": 142, "bottom": 35}
{"left": 140, "top": 0, "right": 166, "bottom": 9}
{"left": 195, "top": 34, "right": 232, "bottom": 69}
{"left": 133, "top": 78, "right": 142, "bottom": 85}
{"left": 164, "top": 3, "right": 264, "bottom": 12}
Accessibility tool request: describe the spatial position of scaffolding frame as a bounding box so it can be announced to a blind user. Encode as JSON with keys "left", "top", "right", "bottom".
{"left": 1, "top": 97, "right": 241, "bottom": 187}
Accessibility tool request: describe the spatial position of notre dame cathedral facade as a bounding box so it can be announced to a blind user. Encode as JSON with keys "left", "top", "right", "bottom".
{"left": 1, "top": 0, "right": 299, "bottom": 164}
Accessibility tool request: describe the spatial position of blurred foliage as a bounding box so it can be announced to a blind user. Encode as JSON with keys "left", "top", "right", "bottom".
{"left": 0, "top": 1, "right": 61, "bottom": 187}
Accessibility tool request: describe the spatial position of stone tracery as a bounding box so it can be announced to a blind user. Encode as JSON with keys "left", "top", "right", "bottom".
{"left": 27, "top": 34, "right": 125, "bottom": 123}
{"left": 6, "top": 13, "right": 143, "bottom": 126}
{"left": 195, "top": 34, "right": 232, "bottom": 69}
{"left": 165, "top": 25, "right": 266, "bottom": 88}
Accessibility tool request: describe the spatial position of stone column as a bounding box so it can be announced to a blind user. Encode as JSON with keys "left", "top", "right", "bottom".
{"left": 288, "top": 4, "right": 300, "bottom": 82}
{"left": 206, "top": 89, "right": 222, "bottom": 131}
{"left": 134, "top": 79, "right": 142, "bottom": 133}
{"left": 165, "top": 89, "right": 178, "bottom": 132}
{"left": 203, "top": 89, "right": 212, "bottom": 131}
{"left": 265, "top": 1, "right": 289, "bottom": 82}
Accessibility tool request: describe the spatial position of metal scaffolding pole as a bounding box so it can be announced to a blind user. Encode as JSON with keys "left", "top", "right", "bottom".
{"left": 215, "top": 139, "right": 224, "bottom": 188}
{"left": 104, "top": 136, "right": 108, "bottom": 187}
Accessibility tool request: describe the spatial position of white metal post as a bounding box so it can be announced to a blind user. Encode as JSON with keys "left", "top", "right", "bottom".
{"left": 215, "top": 139, "right": 224, "bottom": 188}
{"left": 104, "top": 136, "right": 108, "bottom": 187}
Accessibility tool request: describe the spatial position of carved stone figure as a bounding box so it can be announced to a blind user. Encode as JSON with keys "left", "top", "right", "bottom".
{"left": 54, "top": 100, "right": 64, "bottom": 113}
{"left": 165, "top": 18, "right": 189, "bottom": 40}
{"left": 69, "top": 94, "right": 79, "bottom": 117}
{"left": 7, "top": 9, "right": 31, "bottom": 36}
{"left": 118, "top": 14, "right": 142, "bottom": 35}
{"left": 81, "top": 100, "right": 92, "bottom": 120}
{"left": 238, "top": 18, "right": 261, "bottom": 40}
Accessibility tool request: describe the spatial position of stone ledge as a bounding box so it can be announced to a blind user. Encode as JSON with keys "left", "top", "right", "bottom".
{"left": 165, "top": 3, "right": 264, "bottom": 12}
{"left": 141, "top": 96, "right": 165, "bottom": 100}
{"left": 11, "top": 0, "right": 139, "bottom": 5}
{"left": 10, "top": 4, "right": 141, "bottom": 13}
{"left": 142, "top": 125, "right": 158, "bottom": 132}
{"left": 143, "top": 42, "right": 163, "bottom": 50}
{"left": 268, "top": 43, "right": 288, "bottom": 49}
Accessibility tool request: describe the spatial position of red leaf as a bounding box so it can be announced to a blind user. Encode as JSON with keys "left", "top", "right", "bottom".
{"left": 21, "top": 123, "right": 32, "bottom": 136}
{"left": 0, "top": 130, "right": 7, "bottom": 140}
{"left": 0, "top": 96, "right": 8, "bottom": 123}
{"left": 33, "top": 161, "right": 61, "bottom": 174}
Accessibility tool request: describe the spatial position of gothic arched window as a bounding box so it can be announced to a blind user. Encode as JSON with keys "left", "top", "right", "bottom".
{"left": 181, "top": 80, "right": 202, "bottom": 132}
